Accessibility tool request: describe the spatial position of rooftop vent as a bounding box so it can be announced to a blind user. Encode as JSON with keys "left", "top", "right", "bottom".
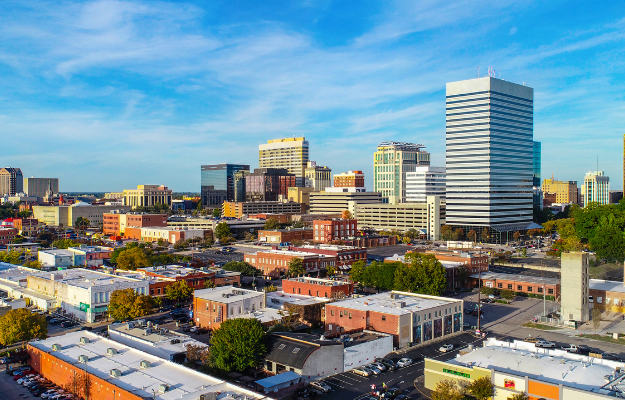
{"left": 140, "top": 360, "right": 152, "bottom": 369}
{"left": 159, "top": 384, "right": 169, "bottom": 393}
{"left": 80, "top": 337, "right": 90, "bottom": 344}
{"left": 78, "top": 355, "right": 89, "bottom": 363}
{"left": 52, "top": 344, "right": 62, "bottom": 351}
{"left": 107, "top": 348, "right": 118, "bottom": 356}
{"left": 170, "top": 339, "right": 180, "bottom": 344}
{"left": 200, "top": 393, "right": 218, "bottom": 400}
{"left": 128, "top": 322, "right": 135, "bottom": 329}
{"left": 390, "top": 293, "right": 399, "bottom": 299}
{"left": 110, "top": 369, "right": 122, "bottom": 378}
{"left": 144, "top": 328, "right": 152, "bottom": 335}
{"left": 398, "top": 301, "right": 406, "bottom": 308}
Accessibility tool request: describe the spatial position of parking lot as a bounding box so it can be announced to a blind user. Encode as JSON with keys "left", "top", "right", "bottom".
{"left": 186, "top": 248, "right": 244, "bottom": 266}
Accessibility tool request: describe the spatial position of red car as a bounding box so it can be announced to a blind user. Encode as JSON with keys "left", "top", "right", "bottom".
{"left": 13, "top": 372, "right": 31, "bottom": 381}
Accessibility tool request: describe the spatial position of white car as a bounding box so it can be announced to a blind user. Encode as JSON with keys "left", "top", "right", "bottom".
{"left": 371, "top": 361, "right": 387, "bottom": 371}
{"left": 364, "top": 365, "right": 381, "bottom": 375}
{"left": 439, "top": 344, "right": 454, "bottom": 353}
{"left": 310, "top": 381, "right": 331, "bottom": 393}
{"left": 42, "top": 391, "right": 59, "bottom": 399}
{"left": 352, "top": 367, "right": 370, "bottom": 377}
{"left": 397, "top": 357, "right": 412, "bottom": 367}
{"left": 17, "top": 374, "right": 35, "bottom": 384}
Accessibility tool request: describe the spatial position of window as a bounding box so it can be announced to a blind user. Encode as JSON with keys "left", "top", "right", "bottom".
{"left": 292, "top": 348, "right": 300, "bottom": 354}
{"left": 340, "top": 311, "right": 343, "bottom": 318}
{"left": 331, "top": 310, "right": 334, "bottom": 316}
{"left": 497, "top": 283, "right": 502, "bottom": 289}
{"left": 527, "top": 286, "right": 532, "bottom": 292}
{"left": 349, "top": 313, "right": 352, "bottom": 319}
{"left": 548, "top": 289, "right": 554, "bottom": 295}
{"left": 517, "top": 285, "right": 522, "bottom": 291}
{"left": 381, "top": 315, "right": 386, "bottom": 321}
{"left": 537, "top": 287, "right": 543, "bottom": 293}
{"left": 507, "top": 284, "right": 513, "bottom": 290}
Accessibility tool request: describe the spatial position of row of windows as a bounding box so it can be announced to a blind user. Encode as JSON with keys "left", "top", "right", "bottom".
{"left": 496, "top": 282, "right": 554, "bottom": 294}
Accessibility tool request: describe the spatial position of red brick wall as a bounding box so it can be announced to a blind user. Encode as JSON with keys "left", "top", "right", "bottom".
{"left": 124, "top": 227, "right": 141, "bottom": 240}
{"left": 28, "top": 346, "right": 143, "bottom": 400}
{"left": 103, "top": 214, "right": 120, "bottom": 235}
{"left": 126, "top": 214, "right": 167, "bottom": 228}
{"left": 282, "top": 279, "right": 353, "bottom": 298}
{"left": 0, "top": 228, "right": 17, "bottom": 246}
{"left": 313, "top": 219, "right": 357, "bottom": 243}
{"left": 193, "top": 297, "right": 228, "bottom": 330}
{"left": 258, "top": 229, "right": 313, "bottom": 243}
{"left": 248, "top": 252, "right": 336, "bottom": 277}
{"left": 476, "top": 277, "right": 560, "bottom": 298}
{"left": 324, "top": 305, "right": 400, "bottom": 345}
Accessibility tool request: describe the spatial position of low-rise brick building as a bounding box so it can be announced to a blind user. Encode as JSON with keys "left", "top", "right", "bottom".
{"left": 124, "top": 226, "right": 212, "bottom": 244}
{"left": 589, "top": 279, "right": 625, "bottom": 312}
{"left": 282, "top": 277, "right": 354, "bottom": 299}
{"left": 12, "top": 218, "right": 40, "bottom": 235}
{"left": 0, "top": 227, "right": 17, "bottom": 247}
{"left": 258, "top": 228, "right": 313, "bottom": 244}
{"left": 313, "top": 219, "right": 357, "bottom": 243}
{"left": 343, "top": 235, "right": 397, "bottom": 247}
{"left": 325, "top": 291, "right": 464, "bottom": 348}
{"left": 136, "top": 265, "right": 241, "bottom": 298}
{"left": 244, "top": 249, "right": 337, "bottom": 278}
{"left": 103, "top": 212, "right": 167, "bottom": 236}
{"left": 289, "top": 244, "right": 366, "bottom": 269}
{"left": 472, "top": 271, "right": 560, "bottom": 299}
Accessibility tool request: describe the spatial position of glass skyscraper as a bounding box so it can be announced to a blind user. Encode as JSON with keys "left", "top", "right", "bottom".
{"left": 533, "top": 141, "right": 542, "bottom": 207}
{"left": 445, "top": 77, "right": 537, "bottom": 243}
{"left": 200, "top": 164, "right": 249, "bottom": 207}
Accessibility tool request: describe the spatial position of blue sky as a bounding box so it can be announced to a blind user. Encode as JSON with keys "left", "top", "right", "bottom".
{"left": 1, "top": 0, "right": 624, "bottom": 191}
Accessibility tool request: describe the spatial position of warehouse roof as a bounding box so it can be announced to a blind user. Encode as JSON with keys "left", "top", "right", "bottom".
{"left": 328, "top": 291, "right": 460, "bottom": 315}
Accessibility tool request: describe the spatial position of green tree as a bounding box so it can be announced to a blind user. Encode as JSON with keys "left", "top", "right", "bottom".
{"left": 264, "top": 284, "right": 278, "bottom": 292}
{"left": 0, "top": 308, "right": 47, "bottom": 346}
{"left": 467, "top": 376, "right": 494, "bottom": 400}
{"left": 212, "top": 208, "right": 221, "bottom": 218}
{"left": 468, "top": 229, "right": 477, "bottom": 243}
{"left": 349, "top": 260, "right": 367, "bottom": 285}
{"left": 115, "top": 247, "right": 151, "bottom": 270}
{"left": 210, "top": 318, "right": 266, "bottom": 372}
{"left": 23, "top": 260, "right": 43, "bottom": 270}
{"left": 74, "top": 217, "right": 90, "bottom": 231}
{"left": 222, "top": 261, "right": 260, "bottom": 277}
{"left": 326, "top": 265, "right": 337, "bottom": 276}
{"left": 215, "top": 222, "right": 232, "bottom": 240}
{"left": 17, "top": 210, "right": 32, "bottom": 218}
{"left": 288, "top": 258, "right": 306, "bottom": 277}
{"left": 157, "top": 238, "right": 167, "bottom": 247}
{"left": 165, "top": 280, "right": 194, "bottom": 305}
{"left": 500, "top": 289, "right": 516, "bottom": 300}
{"left": 440, "top": 225, "right": 453, "bottom": 241}
{"left": 590, "top": 224, "right": 625, "bottom": 263}
{"left": 52, "top": 239, "right": 78, "bottom": 249}
{"left": 508, "top": 393, "right": 530, "bottom": 400}
{"left": 404, "top": 228, "right": 419, "bottom": 239}
{"left": 108, "top": 289, "right": 154, "bottom": 321}
{"left": 431, "top": 379, "right": 464, "bottom": 400}
{"left": 0, "top": 250, "right": 23, "bottom": 264}
{"left": 204, "top": 280, "right": 216, "bottom": 289}
{"left": 399, "top": 253, "right": 447, "bottom": 296}
{"left": 263, "top": 218, "right": 281, "bottom": 230}
{"left": 173, "top": 240, "right": 189, "bottom": 250}
{"left": 592, "top": 307, "right": 602, "bottom": 334}
{"left": 522, "top": 247, "right": 527, "bottom": 257}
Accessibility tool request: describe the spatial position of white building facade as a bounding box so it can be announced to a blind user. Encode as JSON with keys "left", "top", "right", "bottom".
{"left": 582, "top": 171, "right": 610, "bottom": 206}
{"left": 406, "top": 166, "right": 446, "bottom": 203}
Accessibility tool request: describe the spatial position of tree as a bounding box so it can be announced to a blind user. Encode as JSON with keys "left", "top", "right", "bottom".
{"left": 210, "top": 318, "right": 266, "bottom": 372}
{"left": 480, "top": 228, "right": 490, "bottom": 243}
{"left": 165, "top": 281, "right": 193, "bottom": 305}
{"left": 452, "top": 228, "right": 465, "bottom": 241}
{"left": 222, "top": 261, "right": 260, "bottom": 276}
{"left": 108, "top": 289, "right": 153, "bottom": 321}
{"left": 431, "top": 379, "right": 464, "bottom": 400}
{"left": 204, "top": 280, "right": 216, "bottom": 289}
{"left": 467, "top": 376, "right": 495, "bottom": 400}
{"left": 468, "top": 229, "right": 477, "bottom": 243}
{"left": 508, "top": 393, "right": 530, "bottom": 400}
{"left": 264, "top": 284, "right": 278, "bottom": 292}
{"left": 592, "top": 307, "right": 602, "bottom": 334}
{"left": 0, "top": 308, "right": 47, "bottom": 346}
{"left": 23, "top": 260, "right": 43, "bottom": 270}
{"left": 186, "top": 343, "right": 210, "bottom": 364}
{"left": 397, "top": 253, "right": 447, "bottom": 296}
{"left": 52, "top": 239, "right": 77, "bottom": 249}
{"left": 440, "top": 225, "right": 453, "bottom": 241}
{"left": 115, "top": 247, "right": 151, "bottom": 270}
{"left": 349, "top": 260, "right": 367, "bottom": 285}
{"left": 215, "top": 222, "right": 232, "bottom": 240}
{"left": 0, "top": 250, "right": 23, "bottom": 264}
{"left": 173, "top": 240, "right": 189, "bottom": 250}
{"left": 326, "top": 265, "right": 337, "bottom": 276}
{"left": 74, "top": 217, "right": 90, "bottom": 231}
{"left": 288, "top": 258, "right": 306, "bottom": 277}
{"left": 17, "top": 210, "right": 32, "bottom": 218}
{"left": 263, "top": 218, "right": 281, "bottom": 230}
{"left": 157, "top": 238, "right": 167, "bottom": 247}
{"left": 513, "top": 231, "right": 521, "bottom": 241}
{"left": 500, "top": 289, "right": 516, "bottom": 300}
{"left": 65, "top": 369, "right": 93, "bottom": 400}
{"left": 456, "top": 265, "right": 471, "bottom": 289}
{"left": 341, "top": 210, "right": 353, "bottom": 219}
{"left": 212, "top": 208, "right": 221, "bottom": 218}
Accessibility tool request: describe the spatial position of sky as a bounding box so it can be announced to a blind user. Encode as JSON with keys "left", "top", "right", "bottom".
{"left": 1, "top": 0, "right": 624, "bottom": 192}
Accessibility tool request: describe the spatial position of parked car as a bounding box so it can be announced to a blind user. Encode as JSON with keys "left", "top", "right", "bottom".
{"left": 371, "top": 361, "right": 387, "bottom": 371}
{"left": 364, "top": 365, "right": 381, "bottom": 375}
{"left": 397, "top": 357, "right": 412, "bottom": 367}
{"left": 309, "top": 381, "right": 331, "bottom": 393}
{"left": 535, "top": 340, "right": 556, "bottom": 348}
{"left": 79, "top": 326, "right": 93, "bottom": 331}
{"left": 561, "top": 344, "right": 579, "bottom": 353}
{"left": 195, "top": 327, "right": 208, "bottom": 335}
{"left": 376, "top": 358, "right": 396, "bottom": 371}
{"left": 439, "top": 344, "right": 454, "bottom": 353}
{"left": 601, "top": 353, "right": 623, "bottom": 361}
{"left": 463, "top": 322, "right": 470, "bottom": 329}
{"left": 576, "top": 345, "right": 592, "bottom": 355}
{"left": 381, "top": 386, "right": 402, "bottom": 399}
{"left": 61, "top": 321, "right": 74, "bottom": 328}
{"left": 523, "top": 336, "right": 539, "bottom": 343}
{"left": 352, "top": 367, "right": 370, "bottom": 377}
{"left": 464, "top": 309, "right": 473, "bottom": 315}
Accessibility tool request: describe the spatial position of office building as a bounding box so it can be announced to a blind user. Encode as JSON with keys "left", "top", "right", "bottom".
{"left": 610, "top": 190, "right": 624, "bottom": 204}
{"left": 561, "top": 252, "right": 589, "bottom": 323}
{"left": 446, "top": 77, "right": 536, "bottom": 243}
{"left": 425, "top": 337, "right": 625, "bottom": 400}
{"left": 287, "top": 186, "right": 314, "bottom": 211}
{"left": 309, "top": 191, "right": 382, "bottom": 216}
{"left": 233, "top": 169, "right": 248, "bottom": 202}
{"left": 122, "top": 185, "right": 172, "bottom": 208}
{"left": 28, "top": 331, "right": 268, "bottom": 400}
{"left": 356, "top": 196, "right": 445, "bottom": 240}
{"left": 304, "top": 161, "right": 331, "bottom": 191}
{"left": 246, "top": 168, "right": 297, "bottom": 202}
{"left": 258, "top": 228, "right": 313, "bottom": 244}
{"left": 0, "top": 168, "right": 23, "bottom": 196}
{"left": 373, "top": 142, "right": 430, "bottom": 204}
{"left": 32, "top": 203, "right": 131, "bottom": 227}
{"left": 533, "top": 141, "right": 541, "bottom": 207}
{"left": 582, "top": 170, "right": 610, "bottom": 206}
{"left": 259, "top": 137, "right": 309, "bottom": 177}
{"left": 334, "top": 170, "right": 365, "bottom": 189}
{"left": 405, "top": 166, "right": 446, "bottom": 203}
{"left": 542, "top": 176, "right": 579, "bottom": 205}
{"left": 312, "top": 219, "right": 357, "bottom": 243}
{"left": 325, "top": 291, "right": 463, "bottom": 348}
{"left": 200, "top": 163, "right": 250, "bottom": 207}
{"left": 222, "top": 201, "right": 305, "bottom": 219}
{"left": 103, "top": 212, "right": 167, "bottom": 236}
{"left": 0, "top": 227, "right": 17, "bottom": 247}
{"left": 23, "top": 177, "right": 59, "bottom": 198}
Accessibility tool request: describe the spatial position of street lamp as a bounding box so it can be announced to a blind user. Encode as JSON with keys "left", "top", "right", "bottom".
{"left": 542, "top": 285, "right": 546, "bottom": 318}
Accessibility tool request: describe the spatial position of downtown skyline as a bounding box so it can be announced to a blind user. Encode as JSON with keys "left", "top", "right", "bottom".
{"left": 1, "top": 0, "right": 624, "bottom": 191}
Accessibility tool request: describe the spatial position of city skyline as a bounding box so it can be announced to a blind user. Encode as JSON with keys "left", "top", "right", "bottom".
{"left": 1, "top": 1, "right": 624, "bottom": 191}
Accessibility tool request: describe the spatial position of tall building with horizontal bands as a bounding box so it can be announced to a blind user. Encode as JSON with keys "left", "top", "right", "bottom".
{"left": 582, "top": 171, "right": 610, "bottom": 206}
{"left": 373, "top": 142, "right": 430, "bottom": 204}
{"left": 259, "top": 137, "right": 309, "bottom": 177}
{"left": 445, "top": 77, "right": 536, "bottom": 243}
{"left": 405, "top": 166, "right": 446, "bottom": 203}
{"left": 0, "top": 167, "right": 23, "bottom": 196}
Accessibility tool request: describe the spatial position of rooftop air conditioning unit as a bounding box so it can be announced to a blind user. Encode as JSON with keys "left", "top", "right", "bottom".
{"left": 80, "top": 337, "right": 90, "bottom": 344}
{"left": 107, "top": 348, "right": 118, "bottom": 356}
{"left": 170, "top": 339, "right": 180, "bottom": 344}
{"left": 52, "top": 344, "right": 62, "bottom": 351}
{"left": 128, "top": 322, "right": 135, "bottom": 329}
{"left": 390, "top": 293, "right": 399, "bottom": 299}
{"left": 144, "top": 328, "right": 152, "bottom": 335}
{"left": 200, "top": 393, "right": 217, "bottom": 400}
{"left": 398, "top": 301, "right": 406, "bottom": 308}
{"left": 78, "top": 355, "right": 89, "bottom": 363}
{"left": 140, "top": 360, "right": 151, "bottom": 369}
{"left": 110, "top": 369, "right": 122, "bottom": 378}
{"left": 159, "top": 384, "right": 169, "bottom": 393}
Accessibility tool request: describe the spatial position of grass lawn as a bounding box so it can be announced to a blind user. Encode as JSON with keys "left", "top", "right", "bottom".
{"left": 577, "top": 334, "right": 625, "bottom": 345}
{"left": 522, "top": 322, "right": 562, "bottom": 331}
{"left": 589, "top": 263, "right": 623, "bottom": 280}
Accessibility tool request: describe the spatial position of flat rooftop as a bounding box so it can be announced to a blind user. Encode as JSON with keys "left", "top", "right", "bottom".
{"left": 590, "top": 279, "right": 625, "bottom": 294}
{"left": 250, "top": 249, "right": 334, "bottom": 258}
{"left": 30, "top": 331, "right": 269, "bottom": 400}
{"left": 108, "top": 322, "right": 206, "bottom": 356}
{"left": 294, "top": 244, "right": 363, "bottom": 251}
{"left": 194, "top": 286, "right": 263, "bottom": 304}
{"left": 471, "top": 271, "right": 560, "bottom": 286}
{"left": 329, "top": 291, "right": 459, "bottom": 315}
{"left": 31, "top": 268, "right": 145, "bottom": 289}
{"left": 285, "top": 276, "right": 351, "bottom": 286}
{"left": 449, "top": 338, "right": 624, "bottom": 393}
{"left": 266, "top": 291, "right": 330, "bottom": 308}
{"left": 384, "top": 254, "right": 463, "bottom": 268}
{"left": 137, "top": 265, "right": 207, "bottom": 278}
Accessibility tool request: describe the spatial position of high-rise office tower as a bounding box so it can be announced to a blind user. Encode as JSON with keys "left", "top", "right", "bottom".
{"left": 200, "top": 164, "right": 250, "bottom": 207}
{"left": 533, "top": 141, "right": 542, "bottom": 207}
{"left": 373, "top": 141, "right": 430, "bottom": 204}
{"left": 245, "top": 168, "right": 297, "bottom": 202}
{"left": 542, "top": 177, "right": 578, "bottom": 205}
{"left": 405, "top": 166, "right": 446, "bottom": 203}
{"left": 24, "top": 177, "right": 59, "bottom": 198}
{"left": 304, "top": 161, "right": 331, "bottom": 191}
{"left": 445, "top": 77, "right": 536, "bottom": 243}
{"left": 582, "top": 171, "right": 610, "bottom": 206}
{"left": 0, "top": 168, "right": 24, "bottom": 196}
{"left": 259, "top": 137, "right": 309, "bottom": 177}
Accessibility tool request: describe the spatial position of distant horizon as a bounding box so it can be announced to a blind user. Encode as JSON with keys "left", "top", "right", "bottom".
{"left": 2, "top": 1, "right": 624, "bottom": 191}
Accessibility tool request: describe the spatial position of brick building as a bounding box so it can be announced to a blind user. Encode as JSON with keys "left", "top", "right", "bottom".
{"left": 473, "top": 271, "right": 560, "bottom": 299}
{"left": 28, "top": 331, "right": 267, "bottom": 400}
{"left": 333, "top": 170, "right": 365, "bottom": 188}
{"left": 258, "top": 228, "right": 313, "bottom": 244}
{"left": 103, "top": 212, "right": 167, "bottom": 236}
{"left": 137, "top": 265, "right": 240, "bottom": 298}
{"left": 325, "top": 291, "right": 463, "bottom": 348}
{"left": 313, "top": 219, "right": 357, "bottom": 243}
{"left": 282, "top": 277, "right": 353, "bottom": 299}
{"left": 343, "top": 235, "right": 397, "bottom": 247}
{"left": 588, "top": 279, "right": 625, "bottom": 312}
{"left": 289, "top": 244, "right": 366, "bottom": 269}
{"left": 222, "top": 201, "right": 305, "bottom": 219}
{"left": 0, "top": 227, "right": 17, "bottom": 246}
{"left": 244, "top": 249, "right": 336, "bottom": 278}
{"left": 12, "top": 218, "right": 40, "bottom": 235}
{"left": 249, "top": 213, "right": 291, "bottom": 224}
